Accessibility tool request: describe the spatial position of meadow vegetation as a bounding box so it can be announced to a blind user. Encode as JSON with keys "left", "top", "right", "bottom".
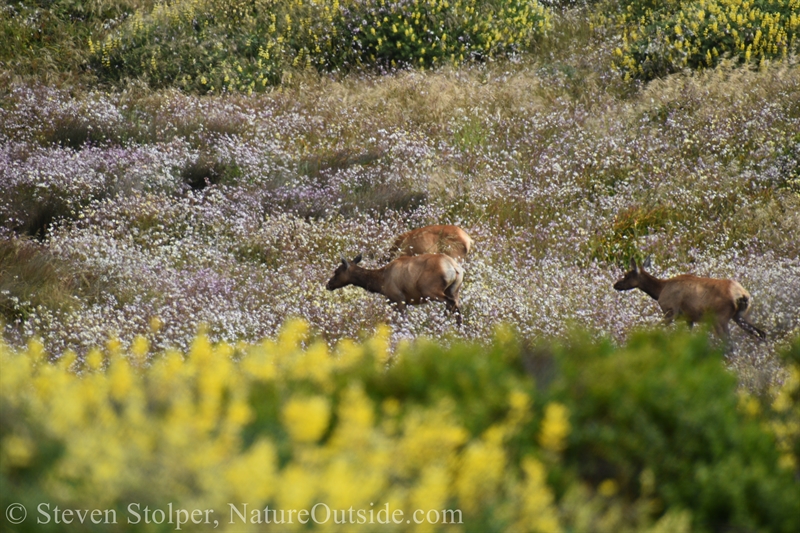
{"left": 1, "top": 0, "right": 799, "bottom": 530}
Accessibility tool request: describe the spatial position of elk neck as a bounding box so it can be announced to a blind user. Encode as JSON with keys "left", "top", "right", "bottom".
{"left": 638, "top": 271, "right": 665, "bottom": 301}
{"left": 350, "top": 265, "right": 387, "bottom": 294}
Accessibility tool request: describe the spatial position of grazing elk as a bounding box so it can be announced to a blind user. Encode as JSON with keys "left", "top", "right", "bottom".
{"left": 613, "top": 258, "right": 766, "bottom": 341}
{"left": 388, "top": 225, "right": 473, "bottom": 261}
{"left": 326, "top": 253, "right": 464, "bottom": 324}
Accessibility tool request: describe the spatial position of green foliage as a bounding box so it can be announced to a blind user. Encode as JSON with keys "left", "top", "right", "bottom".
{"left": 2, "top": 326, "right": 798, "bottom": 531}
{"left": 613, "top": 0, "right": 800, "bottom": 80}
{"left": 89, "top": 0, "right": 553, "bottom": 93}
{"left": 0, "top": 0, "right": 151, "bottom": 77}
{"left": 0, "top": 240, "right": 76, "bottom": 324}
{"left": 588, "top": 204, "right": 679, "bottom": 264}
{"left": 545, "top": 329, "right": 800, "bottom": 533}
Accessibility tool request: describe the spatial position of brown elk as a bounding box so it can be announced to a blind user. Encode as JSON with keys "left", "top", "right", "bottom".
{"left": 326, "top": 253, "right": 464, "bottom": 324}
{"left": 388, "top": 225, "right": 473, "bottom": 261}
{"left": 613, "top": 258, "right": 766, "bottom": 340}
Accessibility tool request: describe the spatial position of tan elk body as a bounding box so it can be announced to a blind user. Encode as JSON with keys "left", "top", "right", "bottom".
{"left": 613, "top": 258, "right": 766, "bottom": 340}
{"left": 389, "top": 225, "right": 473, "bottom": 261}
{"left": 326, "top": 253, "right": 464, "bottom": 324}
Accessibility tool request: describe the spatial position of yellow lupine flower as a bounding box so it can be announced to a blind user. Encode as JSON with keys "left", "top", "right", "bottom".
{"left": 539, "top": 402, "right": 570, "bottom": 453}
{"left": 2, "top": 434, "right": 35, "bottom": 467}
{"left": 510, "top": 457, "right": 562, "bottom": 533}
{"left": 85, "top": 347, "right": 104, "bottom": 371}
{"left": 282, "top": 395, "right": 330, "bottom": 443}
{"left": 456, "top": 435, "right": 506, "bottom": 512}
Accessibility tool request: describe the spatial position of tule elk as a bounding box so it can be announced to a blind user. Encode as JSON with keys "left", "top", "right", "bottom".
{"left": 613, "top": 258, "right": 766, "bottom": 341}
{"left": 389, "top": 225, "right": 473, "bottom": 261}
{"left": 326, "top": 253, "right": 464, "bottom": 324}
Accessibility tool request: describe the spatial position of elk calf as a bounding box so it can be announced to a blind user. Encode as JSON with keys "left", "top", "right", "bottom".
{"left": 613, "top": 258, "right": 766, "bottom": 340}
{"left": 389, "top": 225, "right": 473, "bottom": 261}
{"left": 326, "top": 253, "right": 464, "bottom": 324}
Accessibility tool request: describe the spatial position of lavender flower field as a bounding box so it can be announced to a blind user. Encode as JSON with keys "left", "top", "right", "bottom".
{"left": 2, "top": 13, "right": 799, "bottom": 393}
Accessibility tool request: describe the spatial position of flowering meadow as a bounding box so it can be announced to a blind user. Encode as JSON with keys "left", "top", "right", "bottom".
{"left": 2, "top": 59, "right": 799, "bottom": 388}
{"left": 2, "top": 0, "right": 800, "bottom": 531}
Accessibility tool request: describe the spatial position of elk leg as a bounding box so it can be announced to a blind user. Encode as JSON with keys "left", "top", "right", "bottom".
{"left": 444, "top": 297, "right": 462, "bottom": 326}
{"left": 443, "top": 281, "right": 463, "bottom": 326}
{"left": 713, "top": 321, "right": 731, "bottom": 343}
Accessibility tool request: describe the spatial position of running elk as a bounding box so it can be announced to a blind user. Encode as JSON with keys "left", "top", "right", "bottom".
{"left": 326, "top": 253, "right": 464, "bottom": 324}
{"left": 389, "top": 225, "right": 473, "bottom": 261}
{"left": 613, "top": 258, "right": 766, "bottom": 341}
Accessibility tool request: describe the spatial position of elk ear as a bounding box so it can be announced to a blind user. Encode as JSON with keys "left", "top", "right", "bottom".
{"left": 340, "top": 257, "right": 349, "bottom": 268}
{"left": 629, "top": 257, "right": 637, "bottom": 272}
{"left": 353, "top": 253, "right": 363, "bottom": 264}
{"left": 642, "top": 256, "right": 652, "bottom": 270}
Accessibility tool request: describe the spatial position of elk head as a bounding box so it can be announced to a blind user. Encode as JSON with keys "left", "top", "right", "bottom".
{"left": 613, "top": 257, "right": 651, "bottom": 291}
{"left": 326, "top": 254, "right": 362, "bottom": 291}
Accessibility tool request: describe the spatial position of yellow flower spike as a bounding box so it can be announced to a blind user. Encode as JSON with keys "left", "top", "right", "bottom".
{"left": 456, "top": 436, "right": 506, "bottom": 513}
{"left": 598, "top": 478, "right": 619, "bottom": 498}
{"left": 131, "top": 335, "right": 149, "bottom": 365}
{"left": 507, "top": 390, "right": 532, "bottom": 428}
{"left": 106, "top": 336, "right": 122, "bottom": 359}
{"left": 539, "top": 402, "right": 570, "bottom": 453}
{"left": 282, "top": 395, "right": 330, "bottom": 443}
{"left": 109, "top": 357, "right": 134, "bottom": 402}
{"left": 226, "top": 397, "right": 254, "bottom": 427}
{"left": 334, "top": 337, "right": 364, "bottom": 369}
{"left": 85, "top": 348, "right": 104, "bottom": 371}
{"left": 383, "top": 397, "right": 401, "bottom": 417}
{"left": 225, "top": 439, "right": 277, "bottom": 503}
{"left": 365, "top": 323, "right": 391, "bottom": 366}
{"left": 189, "top": 331, "right": 213, "bottom": 365}
{"left": 737, "top": 390, "right": 761, "bottom": 417}
{"left": 330, "top": 384, "right": 374, "bottom": 449}
{"left": 409, "top": 465, "right": 450, "bottom": 526}
{"left": 277, "top": 318, "right": 309, "bottom": 356}
{"left": 399, "top": 400, "right": 468, "bottom": 474}
{"left": 242, "top": 343, "right": 277, "bottom": 382}
{"left": 512, "top": 457, "right": 562, "bottom": 533}
{"left": 277, "top": 464, "right": 318, "bottom": 512}
{"left": 290, "top": 341, "right": 332, "bottom": 385}
{"left": 27, "top": 338, "right": 46, "bottom": 365}
{"left": 2, "top": 434, "right": 35, "bottom": 467}
{"left": 57, "top": 350, "right": 77, "bottom": 372}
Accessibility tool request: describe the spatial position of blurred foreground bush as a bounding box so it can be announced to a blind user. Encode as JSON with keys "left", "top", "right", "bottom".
{"left": 1, "top": 323, "right": 798, "bottom": 532}
{"left": 89, "top": 0, "right": 552, "bottom": 92}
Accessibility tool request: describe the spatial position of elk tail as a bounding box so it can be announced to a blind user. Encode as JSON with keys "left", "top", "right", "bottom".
{"left": 735, "top": 296, "right": 749, "bottom": 313}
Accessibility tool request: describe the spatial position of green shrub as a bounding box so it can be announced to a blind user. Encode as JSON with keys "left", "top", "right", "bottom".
{"left": 613, "top": 0, "right": 800, "bottom": 80}
{"left": 2, "top": 323, "right": 798, "bottom": 532}
{"left": 90, "top": 0, "right": 553, "bottom": 92}
{"left": 90, "top": 0, "right": 289, "bottom": 92}
{"left": 588, "top": 204, "right": 680, "bottom": 264}
{"left": 544, "top": 330, "right": 800, "bottom": 533}
{"left": 0, "top": 0, "right": 151, "bottom": 77}
{"left": 300, "top": 0, "right": 553, "bottom": 71}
